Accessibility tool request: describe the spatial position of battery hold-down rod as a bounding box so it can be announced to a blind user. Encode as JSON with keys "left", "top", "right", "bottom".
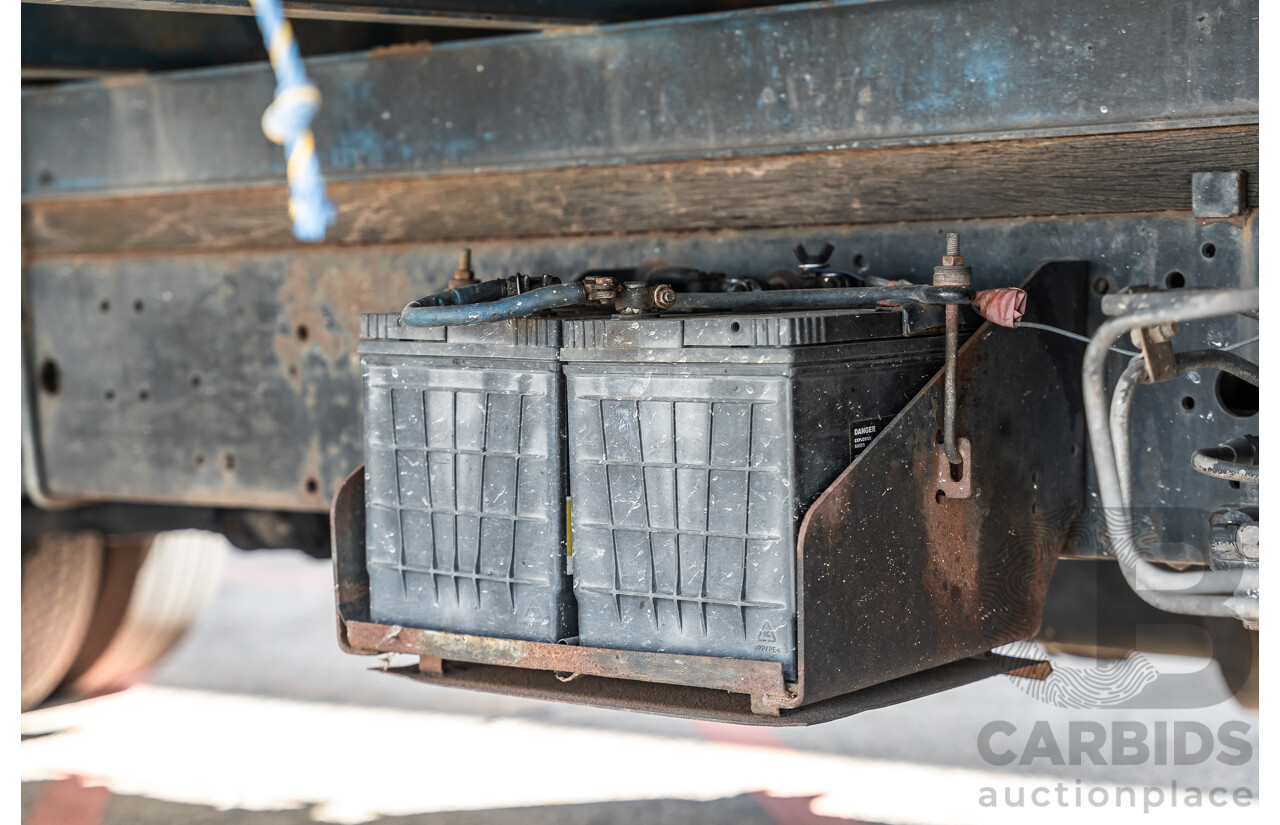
{"left": 400, "top": 271, "right": 977, "bottom": 326}
{"left": 933, "top": 234, "right": 972, "bottom": 487}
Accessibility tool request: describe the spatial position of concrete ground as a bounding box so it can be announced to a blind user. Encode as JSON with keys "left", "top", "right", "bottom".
{"left": 21, "top": 547, "right": 1260, "bottom": 824}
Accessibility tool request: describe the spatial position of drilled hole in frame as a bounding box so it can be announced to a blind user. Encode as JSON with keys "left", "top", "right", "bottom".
{"left": 39, "top": 359, "right": 60, "bottom": 395}
{"left": 1216, "top": 372, "right": 1258, "bottom": 418}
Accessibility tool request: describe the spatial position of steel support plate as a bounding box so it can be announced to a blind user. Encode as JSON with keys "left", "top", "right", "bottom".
{"left": 794, "top": 261, "right": 1088, "bottom": 705}
{"left": 22, "top": 0, "right": 1258, "bottom": 198}
{"left": 333, "top": 466, "right": 1049, "bottom": 724}
{"left": 379, "top": 654, "right": 1048, "bottom": 726}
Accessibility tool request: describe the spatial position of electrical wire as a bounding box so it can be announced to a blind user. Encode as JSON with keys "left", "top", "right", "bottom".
{"left": 1015, "top": 321, "right": 1140, "bottom": 356}
{"left": 1015, "top": 321, "right": 1257, "bottom": 357}
{"left": 1221, "top": 335, "right": 1259, "bottom": 351}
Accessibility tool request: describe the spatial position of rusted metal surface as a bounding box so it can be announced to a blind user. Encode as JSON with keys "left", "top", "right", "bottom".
{"left": 377, "top": 653, "right": 1047, "bottom": 726}
{"left": 331, "top": 466, "right": 375, "bottom": 655}
{"left": 932, "top": 233, "right": 972, "bottom": 467}
{"left": 792, "top": 261, "right": 1089, "bottom": 707}
{"left": 417, "top": 655, "right": 444, "bottom": 675}
{"left": 25, "top": 248, "right": 429, "bottom": 511}
{"left": 346, "top": 620, "right": 790, "bottom": 698}
{"left": 20, "top": 128, "right": 1260, "bottom": 260}
{"left": 1003, "top": 659, "right": 1054, "bottom": 681}
{"left": 25, "top": 213, "right": 1251, "bottom": 535}
{"left": 935, "top": 438, "right": 972, "bottom": 500}
{"left": 1131, "top": 323, "right": 1179, "bottom": 383}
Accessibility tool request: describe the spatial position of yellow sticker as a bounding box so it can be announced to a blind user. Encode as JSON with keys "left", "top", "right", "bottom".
{"left": 565, "top": 498, "right": 573, "bottom": 557}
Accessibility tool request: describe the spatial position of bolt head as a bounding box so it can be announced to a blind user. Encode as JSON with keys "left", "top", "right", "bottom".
{"left": 652, "top": 285, "right": 677, "bottom": 309}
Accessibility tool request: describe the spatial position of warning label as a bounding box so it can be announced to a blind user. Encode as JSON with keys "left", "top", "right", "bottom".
{"left": 849, "top": 417, "right": 893, "bottom": 458}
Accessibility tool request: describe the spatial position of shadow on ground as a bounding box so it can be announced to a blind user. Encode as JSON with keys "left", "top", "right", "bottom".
{"left": 23, "top": 780, "right": 873, "bottom": 825}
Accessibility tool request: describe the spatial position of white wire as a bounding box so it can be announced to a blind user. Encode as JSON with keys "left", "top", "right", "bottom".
{"left": 1015, "top": 322, "right": 1258, "bottom": 356}
{"left": 1221, "top": 335, "right": 1259, "bottom": 351}
{"left": 1015, "top": 321, "right": 1139, "bottom": 355}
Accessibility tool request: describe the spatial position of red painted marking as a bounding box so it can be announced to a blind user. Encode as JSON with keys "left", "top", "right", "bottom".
{"left": 27, "top": 776, "right": 110, "bottom": 825}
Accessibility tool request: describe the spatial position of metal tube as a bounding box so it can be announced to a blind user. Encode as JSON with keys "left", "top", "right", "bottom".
{"left": 943, "top": 302, "right": 961, "bottom": 464}
{"left": 1192, "top": 450, "right": 1259, "bottom": 483}
{"left": 1101, "top": 289, "right": 1260, "bottom": 317}
{"left": 1192, "top": 437, "right": 1259, "bottom": 483}
{"left": 1085, "top": 288, "right": 1259, "bottom": 619}
{"left": 1109, "top": 356, "right": 1147, "bottom": 512}
{"left": 668, "top": 284, "right": 973, "bottom": 312}
{"left": 404, "top": 279, "right": 509, "bottom": 309}
{"left": 1111, "top": 349, "right": 1256, "bottom": 509}
{"left": 1110, "top": 354, "right": 1258, "bottom": 596}
{"left": 400, "top": 283, "right": 588, "bottom": 326}
{"left": 932, "top": 232, "right": 970, "bottom": 466}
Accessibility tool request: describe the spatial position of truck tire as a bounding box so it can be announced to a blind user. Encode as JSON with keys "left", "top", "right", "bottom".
{"left": 21, "top": 532, "right": 103, "bottom": 711}
{"left": 62, "top": 530, "right": 228, "bottom": 698}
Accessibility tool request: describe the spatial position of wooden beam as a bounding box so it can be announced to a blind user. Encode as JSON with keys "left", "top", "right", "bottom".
{"left": 23, "top": 126, "right": 1257, "bottom": 259}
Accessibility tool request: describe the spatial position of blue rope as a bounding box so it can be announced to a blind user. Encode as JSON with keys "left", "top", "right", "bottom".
{"left": 249, "top": 0, "right": 335, "bottom": 242}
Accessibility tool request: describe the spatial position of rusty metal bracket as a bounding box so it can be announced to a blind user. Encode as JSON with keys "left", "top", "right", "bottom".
{"left": 936, "top": 437, "right": 972, "bottom": 499}
{"left": 933, "top": 233, "right": 974, "bottom": 467}
{"left": 377, "top": 653, "right": 1050, "bottom": 727}
{"left": 332, "top": 462, "right": 1053, "bottom": 724}
{"left": 330, "top": 260, "right": 1086, "bottom": 723}
{"left": 1130, "top": 322, "right": 1179, "bottom": 383}
{"left": 792, "top": 260, "right": 1088, "bottom": 707}
{"left": 1004, "top": 659, "right": 1054, "bottom": 681}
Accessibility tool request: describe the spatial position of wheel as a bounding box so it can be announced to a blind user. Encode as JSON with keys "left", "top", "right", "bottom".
{"left": 62, "top": 530, "right": 228, "bottom": 698}
{"left": 21, "top": 532, "right": 103, "bottom": 711}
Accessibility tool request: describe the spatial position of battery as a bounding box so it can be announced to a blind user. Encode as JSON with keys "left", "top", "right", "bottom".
{"left": 358, "top": 314, "right": 574, "bottom": 643}
{"left": 559, "top": 309, "right": 945, "bottom": 678}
